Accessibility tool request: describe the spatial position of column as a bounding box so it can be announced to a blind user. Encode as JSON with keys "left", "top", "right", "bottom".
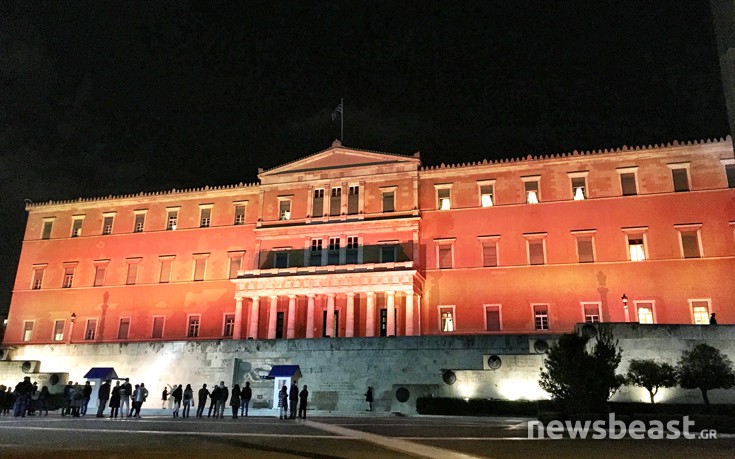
{"left": 326, "top": 293, "right": 335, "bottom": 337}
{"left": 405, "top": 292, "right": 414, "bottom": 336}
{"left": 365, "top": 292, "right": 375, "bottom": 337}
{"left": 248, "top": 297, "right": 260, "bottom": 339}
{"left": 306, "top": 294, "right": 315, "bottom": 338}
{"left": 287, "top": 295, "right": 296, "bottom": 338}
{"left": 416, "top": 294, "right": 422, "bottom": 335}
{"left": 233, "top": 297, "right": 244, "bottom": 339}
{"left": 346, "top": 292, "right": 355, "bottom": 337}
{"left": 386, "top": 291, "right": 395, "bottom": 336}
{"left": 267, "top": 296, "right": 278, "bottom": 339}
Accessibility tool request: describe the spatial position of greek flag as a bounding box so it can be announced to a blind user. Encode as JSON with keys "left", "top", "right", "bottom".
{"left": 331, "top": 102, "right": 343, "bottom": 121}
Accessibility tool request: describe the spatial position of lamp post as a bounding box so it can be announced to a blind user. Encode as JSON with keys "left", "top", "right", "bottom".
{"left": 621, "top": 294, "right": 629, "bottom": 322}
{"left": 68, "top": 312, "right": 76, "bottom": 344}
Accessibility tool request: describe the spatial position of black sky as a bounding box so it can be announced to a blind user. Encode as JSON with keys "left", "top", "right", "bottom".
{"left": 0, "top": 1, "right": 729, "bottom": 316}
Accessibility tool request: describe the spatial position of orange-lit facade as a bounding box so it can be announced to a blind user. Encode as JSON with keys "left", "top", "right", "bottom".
{"left": 5, "top": 138, "right": 735, "bottom": 346}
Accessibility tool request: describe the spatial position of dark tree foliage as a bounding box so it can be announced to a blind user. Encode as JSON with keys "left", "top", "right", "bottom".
{"left": 626, "top": 359, "right": 678, "bottom": 403}
{"left": 677, "top": 343, "right": 735, "bottom": 405}
{"left": 539, "top": 327, "right": 623, "bottom": 414}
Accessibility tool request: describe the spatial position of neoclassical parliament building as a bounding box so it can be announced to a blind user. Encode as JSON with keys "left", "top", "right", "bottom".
{"left": 4, "top": 138, "right": 735, "bottom": 347}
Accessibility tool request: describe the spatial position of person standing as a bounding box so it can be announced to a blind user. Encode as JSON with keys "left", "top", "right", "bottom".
{"left": 70, "top": 384, "right": 83, "bottom": 417}
{"left": 289, "top": 382, "right": 298, "bottom": 419}
{"left": 216, "top": 381, "right": 229, "bottom": 419}
{"left": 365, "top": 386, "right": 373, "bottom": 411}
{"left": 196, "top": 384, "right": 209, "bottom": 418}
{"left": 230, "top": 384, "right": 241, "bottom": 419}
{"left": 208, "top": 383, "right": 220, "bottom": 418}
{"left": 120, "top": 378, "right": 132, "bottom": 418}
{"left": 710, "top": 313, "right": 718, "bottom": 324}
{"left": 81, "top": 381, "right": 92, "bottom": 416}
{"left": 161, "top": 387, "right": 169, "bottom": 409}
{"left": 278, "top": 385, "right": 288, "bottom": 420}
{"left": 240, "top": 382, "right": 252, "bottom": 417}
{"left": 131, "top": 383, "right": 148, "bottom": 418}
{"left": 61, "top": 381, "right": 73, "bottom": 416}
{"left": 38, "top": 386, "right": 50, "bottom": 416}
{"left": 96, "top": 380, "right": 111, "bottom": 418}
{"left": 109, "top": 381, "right": 121, "bottom": 418}
{"left": 182, "top": 384, "right": 193, "bottom": 418}
{"left": 298, "top": 385, "right": 309, "bottom": 419}
{"left": 171, "top": 384, "right": 183, "bottom": 418}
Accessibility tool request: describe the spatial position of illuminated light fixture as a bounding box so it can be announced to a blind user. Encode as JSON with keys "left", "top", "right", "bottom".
{"left": 573, "top": 187, "right": 586, "bottom": 200}
{"left": 621, "top": 294, "right": 630, "bottom": 322}
{"left": 70, "top": 312, "right": 77, "bottom": 323}
{"left": 526, "top": 190, "right": 538, "bottom": 204}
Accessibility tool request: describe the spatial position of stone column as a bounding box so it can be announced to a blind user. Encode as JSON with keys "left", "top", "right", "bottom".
{"left": 248, "top": 297, "right": 260, "bottom": 339}
{"left": 306, "top": 294, "right": 315, "bottom": 338}
{"left": 346, "top": 292, "right": 355, "bottom": 337}
{"left": 365, "top": 292, "right": 375, "bottom": 337}
{"left": 386, "top": 291, "right": 395, "bottom": 336}
{"left": 233, "top": 297, "right": 243, "bottom": 339}
{"left": 267, "top": 295, "right": 278, "bottom": 339}
{"left": 325, "top": 293, "right": 335, "bottom": 337}
{"left": 287, "top": 295, "right": 296, "bottom": 339}
{"left": 405, "top": 292, "right": 414, "bottom": 336}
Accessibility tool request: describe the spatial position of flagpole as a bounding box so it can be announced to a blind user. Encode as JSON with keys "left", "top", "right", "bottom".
{"left": 340, "top": 97, "right": 344, "bottom": 143}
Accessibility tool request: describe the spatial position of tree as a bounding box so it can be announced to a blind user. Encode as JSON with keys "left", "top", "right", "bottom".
{"left": 626, "top": 359, "right": 677, "bottom": 403}
{"left": 677, "top": 343, "right": 735, "bottom": 405}
{"left": 539, "top": 327, "right": 623, "bottom": 413}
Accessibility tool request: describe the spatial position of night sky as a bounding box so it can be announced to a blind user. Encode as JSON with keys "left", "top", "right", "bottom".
{"left": 0, "top": 1, "right": 729, "bottom": 316}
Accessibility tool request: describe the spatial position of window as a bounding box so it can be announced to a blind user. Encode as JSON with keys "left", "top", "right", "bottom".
{"left": 84, "top": 319, "right": 97, "bottom": 340}
{"left": 102, "top": 214, "right": 115, "bottom": 235}
{"left": 199, "top": 206, "right": 212, "bottom": 228}
{"left": 193, "top": 254, "right": 208, "bottom": 281}
{"left": 380, "top": 245, "right": 396, "bottom": 263}
{"left": 322, "top": 310, "right": 338, "bottom": 337}
{"left": 618, "top": 167, "right": 639, "bottom": 196}
{"left": 62, "top": 266, "right": 75, "bottom": 288}
{"left": 228, "top": 251, "right": 244, "bottom": 278}
{"left": 525, "top": 234, "right": 547, "bottom": 265}
{"left": 223, "top": 314, "right": 235, "bottom": 337}
{"left": 436, "top": 242, "right": 453, "bottom": 269}
{"left": 310, "top": 239, "right": 323, "bottom": 266}
{"left": 533, "top": 304, "right": 549, "bottom": 330}
{"left": 439, "top": 306, "right": 455, "bottom": 332}
{"left": 676, "top": 224, "right": 702, "bottom": 259}
{"left": 152, "top": 316, "right": 165, "bottom": 338}
{"left": 436, "top": 185, "right": 452, "bottom": 210}
{"left": 23, "top": 321, "right": 33, "bottom": 342}
{"left": 53, "top": 320, "right": 65, "bottom": 341}
{"left": 71, "top": 216, "right": 84, "bottom": 237}
{"left": 118, "top": 318, "right": 130, "bottom": 339}
{"left": 31, "top": 266, "right": 45, "bottom": 290}
{"left": 690, "top": 300, "right": 710, "bottom": 325}
{"left": 723, "top": 159, "right": 735, "bottom": 188}
{"left": 568, "top": 172, "right": 588, "bottom": 200}
{"left": 669, "top": 163, "right": 690, "bottom": 192}
{"left": 330, "top": 187, "right": 342, "bottom": 216}
{"left": 346, "top": 236, "right": 359, "bottom": 263}
{"left": 379, "top": 309, "right": 388, "bottom": 336}
{"left": 485, "top": 305, "right": 501, "bottom": 331}
{"left": 523, "top": 177, "right": 541, "bottom": 204}
{"left": 348, "top": 185, "right": 359, "bottom": 215}
{"left": 279, "top": 199, "right": 291, "bottom": 221}
{"left": 636, "top": 302, "right": 655, "bottom": 324}
{"left": 93, "top": 263, "right": 107, "bottom": 287}
{"left": 234, "top": 203, "right": 246, "bottom": 225}
{"left": 159, "top": 256, "right": 174, "bottom": 283}
{"left": 275, "top": 251, "right": 289, "bottom": 268}
{"left": 328, "top": 237, "right": 340, "bottom": 265}
{"left": 582, "top": 302, "right": 601, "bottom": 323}
{"left": 126, "top": 259, "right": 141, "bottom": 285}
{"left": 42, "top": 219, "right": 54, "bottom": 239}
{"left": 187, "top": 316, "right": 200, "bottom": 338}
{"left": 166, "top": 208, "right": 179, "bottom": 230}
{"left": 479, "top": 237, "right": 499, "bottom": 267}
{"left": 572, "top": 230, "right": 596, "bottom": 263}
{"left": 478, "top": 180, "right": 495, "bottom": 207}
{"left": 313, "top": 189, "right": 324, "bottom": 217}
{"left": 623, "top": 228, "right": 648, "bottom": 261}
{"left": 134, "top": 211, "right": 146, "bottom": 232}
{"left": 382, "top": 189, "right": 395, "bottom": 212}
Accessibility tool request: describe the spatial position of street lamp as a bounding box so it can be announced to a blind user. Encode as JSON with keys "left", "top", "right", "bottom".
{"left": 621, "top": 294, "right": 629, "bottom": 322}
{"left": 68, "top": 312, "right": 76, "bottom": 344}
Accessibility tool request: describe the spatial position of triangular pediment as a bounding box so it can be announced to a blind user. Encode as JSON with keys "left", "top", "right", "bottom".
{"left": 259, "top": 141, "right": 420, "bottom": 184}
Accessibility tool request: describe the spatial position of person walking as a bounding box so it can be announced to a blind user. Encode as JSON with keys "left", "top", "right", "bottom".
{"left": 289, "top": 382, "right": 298, "bottom": 419}
{"left": 131, "top": 383, "right": 148, "bottom": 418}
{"left": 216, "top": 381, "right": 229, "bottom": 419}
{"left": 278, "top": 385, "right": 288, "bottom": 420}
{"left": 171, "top": 384, "right": 183, "bottom": 418}
{"left": 96, "top": 379, "right": 111, "bottom": 418}
{"left": 109, "top": 381, "right": 121, "bottom": 418}
{"left": 161, "top": 387, "right": 169, "bottom": 409}
{"left": 182, "top": 384, "right": 193, "bottom": 418}
{"left": 230, "top": 384, "right": 241, "bottom": 418}
{"left": 208, "top": 383, "right": 220, "bottom": 418}
{"left": 298, "top": 385, "right": 309, "bottom": 419}
{"left": 240, "top": 382, "right": 252, "bottom": 417}
{"left": 196, "top": 384, "right": 209, "bottom": 417}
{"left": 365, "top": 386, "right": 373, "bottom": 411}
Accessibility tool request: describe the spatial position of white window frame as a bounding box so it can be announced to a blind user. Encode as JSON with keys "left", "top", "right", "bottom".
{"left": 378, "top": 240, "right": 398, "bottom": 263}
{"left": 31, "top": 264, "right": 47, "bottom": 290}
{"left": 158, "top": 255, "right": 175, "bottom": 283}
{"left": 22, "top": 320, "right": 34, "bottom": 342}
{"left": 93, "top": 259, "right": 109, "bottom": 287}
{"left": 126, "top": 258, "right": 142, "bottom": 285}
{"left": 675, "top": 223, "right": 703, "bottom": 259}
{"left": 118, "top": 317, "right": 131, "bottom": 340}
{"left": 523, "top": 233, "right": 547, "bottom": 265}
{"left": 274, "top": 249, "right": 290, "bottom": 269}
{"left": 483, "top": 304, "right": 503, "bottom": 332}
{"left": 617, "top": 166, "right": 640, "bottom": 196}
{"left": 71, "top": 215, "right": 85, "bottom": 237}
{"left": 52, "top": 319, "right": 65, "bottom": 341}
{"left": 233, "top": 201, "right": 248, "bottom": 225}
{"left": 152, "top": 315, "right": 166, "bottom": 338}
{"left": 84, "top": 318, "right": 98, "bottom": 340}
{"left": 434, "top": 183, "right": 453, "bottom": 210}
{"left": 667, "top": 162, "right": 691, "bottom": 192}
{"left": 522, "top": 175, "right": 541, "bottom": 204}
{"left": 571, "top": 229, "right": 596, "bottom": 263}
{"left": 634, "top": 300, "right": 656, "bottom": 324}
{"left": 199, "top": 204, "right": 213, "bottom": 228}
{"left": 223, "top": 313, "right": 236, "bottom": 337}
{"left": 581, "top": 301, "right": 602, "bottom": 323}
{"left": 192, "top": 253, "right": 209, "bottom": 281}
{"left": 133, "top": 209, "right": 147, "bottom": 233}
{"left": 438, "top": 305, "right": 456, "bottom": 332}
{"left": 277, "top": 196, "right": 293, "bottom": 221}
{"left": 41, "top": 217, "right": 55, "bottom": 240}
{"left": 478, "top": 235, "right": 500, "bottom": 267}
{"left": 102, "top": 212, "right": 116, "bottom": 235}
{"left": 722, "top": 158, "right": 735, "bottom": 188}
{"left": 567, "top": 171, "right": 589, "bottom": 200}
{"left": 477, "top": 179, "right": 496, "bottom": 207}
{"left": 434, "top": 237, "right": 456, "bottom": 269}
{"left": 166, "top": 207, "right": 180, "bottom": 230}
{"left": 62, "top": 261, "right": 78, "bottom": 288}
{"left": 187, "top": 314, "right": 201, "bottom": 338}
{"left": 531, "top": 303, "right": 550, "bottom": 330}
{"left": 688, "top": 299, "right": 711, "bottom": 325}
{"left": 380, "top": 186, "right": 397, "bottom": 213}
{"left": 622, "top": 226, "right": 649, "bottom": 261}
{"left": 228, "top": 251, "right": 245, "bottom": 278}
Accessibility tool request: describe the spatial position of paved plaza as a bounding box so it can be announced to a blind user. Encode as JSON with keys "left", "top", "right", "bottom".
{"left": 1, "top": 409, "right": 734, "bottom": 458}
